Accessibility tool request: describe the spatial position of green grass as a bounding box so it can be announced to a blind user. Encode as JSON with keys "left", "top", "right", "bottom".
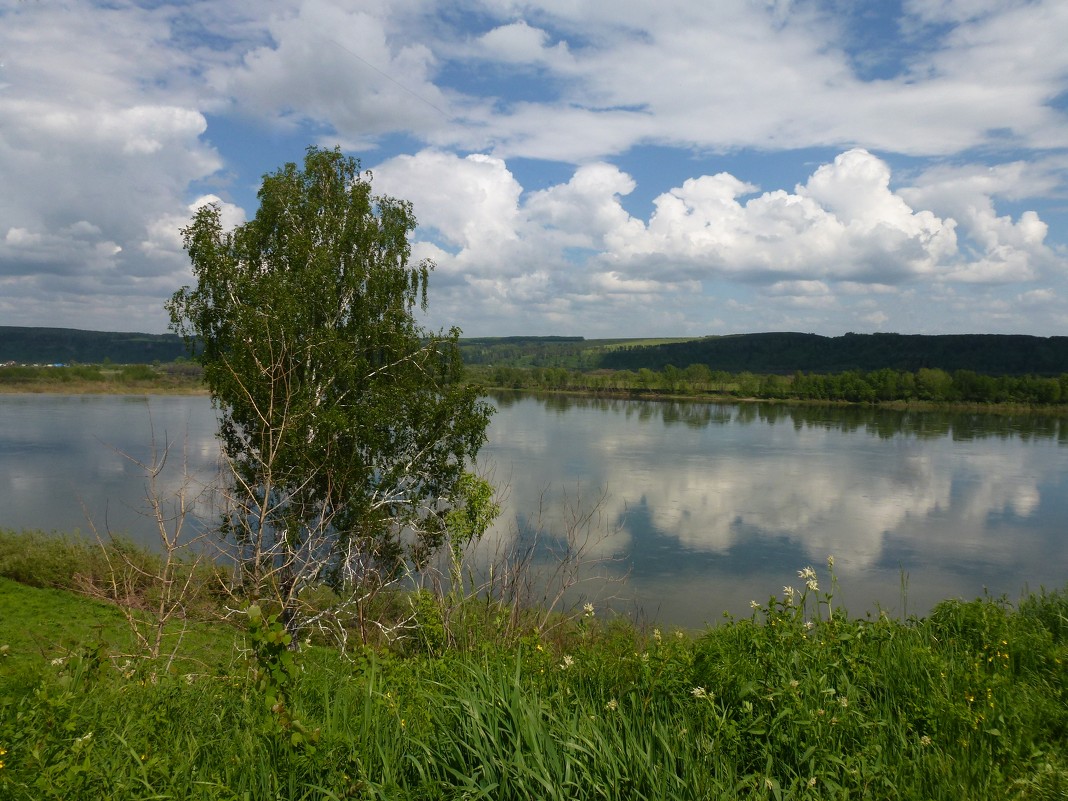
{"left": 1, "top": 535, "right": 1067, "bottom": 800}
{"left": 0, "top": 530, "right": 244, "bottom": 678}
{"left": 0, "top": 577, "right": 243, "bottom": 676}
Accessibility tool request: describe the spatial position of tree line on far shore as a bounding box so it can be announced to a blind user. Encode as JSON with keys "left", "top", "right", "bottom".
{"left": 5, "top": 359, "right": 1068, "bottom": 407}
{"left": 8, "top": 329, "right": 1068, "bottom": 378}
{"left": 471, "top": 363, "right": 1068, "bottom": 406}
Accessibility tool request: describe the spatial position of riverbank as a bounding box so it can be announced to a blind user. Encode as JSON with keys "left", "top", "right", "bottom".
{"left": 4, "top": 370, "right": 1068, "bottom": 417}
{"left": 0, "top": 364, "right": 207, "bottom": 395}
{"left": 470, "top": 362, "right": 1068, "bottom": 412}
{"left": 0, "top": 382, "right": 209, "bottom": 395}
{"left": 1, "top": 530, "right": 1066, "bottom": 800}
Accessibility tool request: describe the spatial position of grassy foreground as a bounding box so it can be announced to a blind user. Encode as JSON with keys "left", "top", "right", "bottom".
{"left": 1, "top": 533, "right": 1066, "bottom": 800}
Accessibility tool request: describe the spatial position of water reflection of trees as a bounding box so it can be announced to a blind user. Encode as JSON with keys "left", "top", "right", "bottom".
{"left": 486, "top": 391, "right": 1066, "bottom": 443}
{"left": 477, "top": 390, "right": 1067, "bottom": 622}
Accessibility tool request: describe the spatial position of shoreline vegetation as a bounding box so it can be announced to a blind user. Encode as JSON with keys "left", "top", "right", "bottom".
{"left": 1, "top": 530, "right": 1066, "bottom": 799}
{"left": 4, "top": 360, "right": 1068, "bottom": 414}
{"left": 0, "top": 362, "right": 208, "bottom": 395}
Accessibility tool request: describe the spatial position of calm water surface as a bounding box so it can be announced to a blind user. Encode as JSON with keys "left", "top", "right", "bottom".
{"left": 2, "top": 392, "right": 1066, "bottom": 628}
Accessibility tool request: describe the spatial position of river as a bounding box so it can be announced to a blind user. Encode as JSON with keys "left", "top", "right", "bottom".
{"left": 2, "top": 392, "right": 1066, "bottom": 628}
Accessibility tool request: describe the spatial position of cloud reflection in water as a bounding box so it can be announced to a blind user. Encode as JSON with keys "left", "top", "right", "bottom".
{"left": 478, "top": 394, "right": 1068, "bottom": 626}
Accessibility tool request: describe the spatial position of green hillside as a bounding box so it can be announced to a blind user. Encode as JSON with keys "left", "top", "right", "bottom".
{"left": 0, "top": 326, "right": 189, "bottom": 364}
{"left": 597, "top": 332, "right": 1068, "bottom": 376}
{"left": 5, "top": 326, "right": 1068, "bottom": 377}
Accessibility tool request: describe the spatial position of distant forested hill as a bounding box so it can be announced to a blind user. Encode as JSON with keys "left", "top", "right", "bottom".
{"left": 5, "top": 326, "right": 1068, "bottom": 377}
{"left": 0, "top": 327, "right": 188, "bottom": 364}
{"left": 598, "top": 332, "right": 1068, "bottom": 376}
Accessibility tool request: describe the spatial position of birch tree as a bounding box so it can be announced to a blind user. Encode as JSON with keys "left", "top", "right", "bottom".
{"left": 167, "top": 146, "right": 493, "bottom": 642}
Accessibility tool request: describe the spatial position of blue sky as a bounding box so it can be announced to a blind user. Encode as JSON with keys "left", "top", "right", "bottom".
{"left": 2, "top": 0, "right": 1067, "bottom": 337}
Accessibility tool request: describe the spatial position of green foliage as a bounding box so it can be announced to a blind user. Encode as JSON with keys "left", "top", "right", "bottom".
{"left": 444, "top": 473, "right": 500, "bottom": 547}
{"left": 471, "top": 363, "right": 1068, "bottom": 408}
{"left": 246, "top": 604, "right": 295, "bottom": 706}
{"left": 244, "top": 604, "right": 320, "bottom": 749}
{"left": 167, "top": 145, "right": 493, "bottom": 639}
{"left": 406, "top": 589, "right": 447, "bottom": 657}
{"left": 463, "top": 332, "right": 1068, "bottom": 408}
{"left": 2, "top": 572, "right": 1068, "bottom": 799}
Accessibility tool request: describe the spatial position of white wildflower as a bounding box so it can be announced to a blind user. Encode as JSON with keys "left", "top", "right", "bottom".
{"left": 749, "top": 600, "right": 761, "bottom": 610}
{"left": 559, "top": 655, "right": 574, "bottom": 670}
{"left": 74, "top": 732, "right": 93, "bottom": 746}
{"left": 653, "top": 628, "right": 662, "bottom": 644}
{"left": 798, "top": 566, "right": 817, "bottom": 581}
{"left": 920, "top": 735, "right": 933, "bottom": 747}
{"left": 605, "top": 698, "right": 618, "bottom": 712}
{"left": 827, "top": 555, "right": 835, "bottom": 569}
{"left": 583, "top": 602, "right": 595, "bottom": 618}
{"left": 50, "top": 657, "right": 65, "bottom": 667}
{"left": 783, "top": 586, "right": 796, "bottom": 605}
{"left": 691, "top": 686, "right": 708, "bottom": 698}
